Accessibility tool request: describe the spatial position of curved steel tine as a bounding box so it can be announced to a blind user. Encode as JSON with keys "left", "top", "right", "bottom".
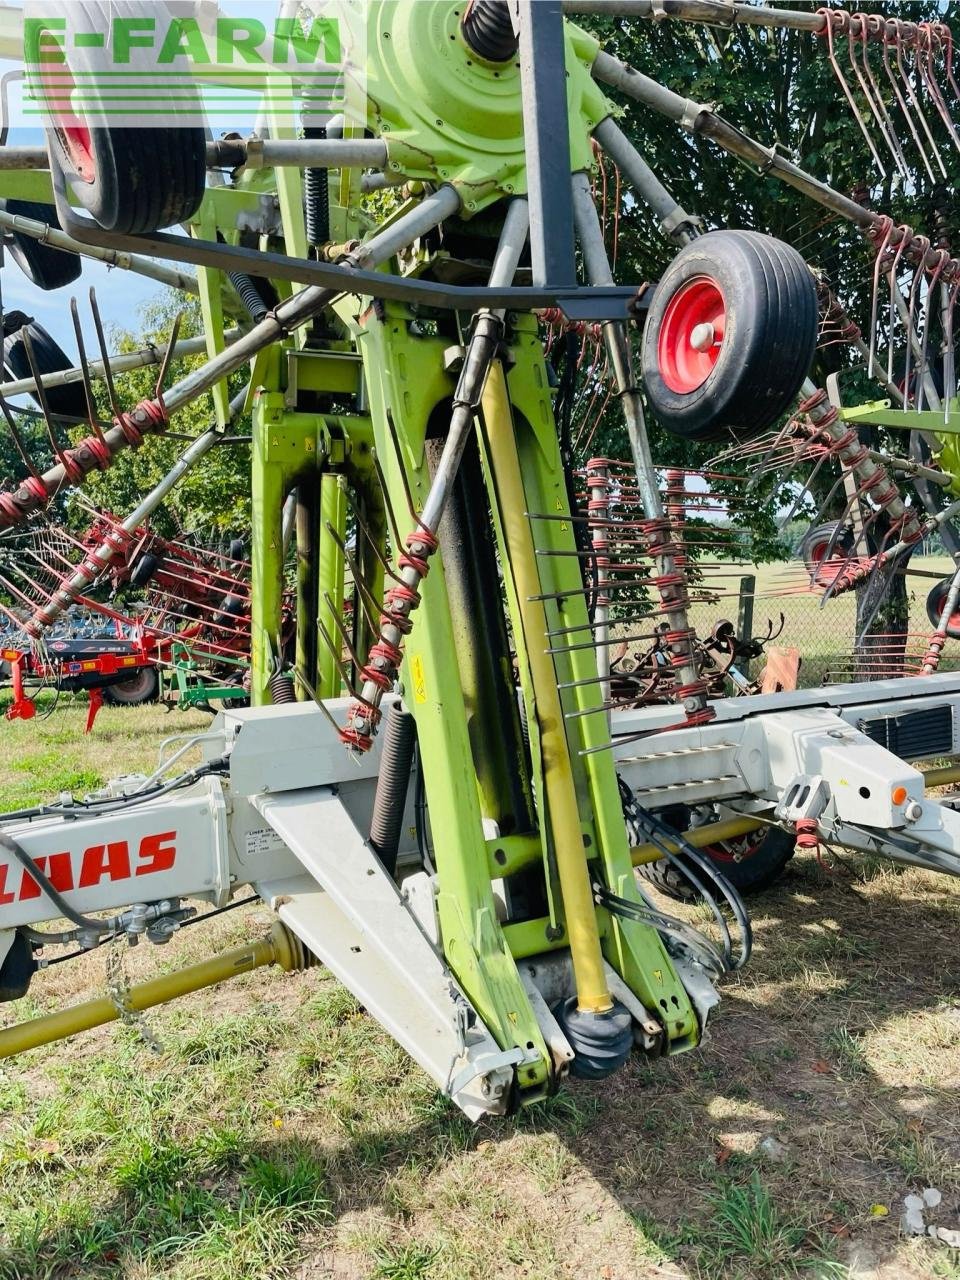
{"left": 324, "top": 519, "right": 381, "bottom": 634}
{"left": 69, "top": 296, "right": 106, "bottom": 443}
{"left": 917, "top": 250, "right": 949, "bottom": 414}
{"left": 0, "top": 389, "right": 40, "bottom": 478}
{"left": 322, "top": 589, "right": 367, "bottom": 676}
{"left": 290, "top": 664, "right": 347, "bottom": 736}
{"left": 868, "top": 218, "right": 894, "bottom": 380}
{"left": 383, "top": 410, "right": 432, "bottom": 535}
{"left": 896, "top": 27, "right": 948, "bottom": 178}
{"left": 902, "top": 240, "right": 929, "bottom": 410}
{"left": 88, "top": 287, "right": 122, "bottom": 419}
{"left": 825, "top": 9, "right": 886, "bottom": 175}
{"left": 886, "top": 229, "right": 912, "bottom": 389}
{"left": 154, "top": 310, "right": 183, "bottom": 406}
{"left": 370, "top": 450, "right": 406, "bottom": 555}
{"left": 342, "top": 483, "right": 404, "bottom": 586}
{"left": 20, "top": 328, "right": 71, "bottom": 473}
{"left": 882, "top": 21, "right": 934, "bottom": 181}
{"left": 856, "top": 15, "right": 909, "bottom": 178}
{"left": 919, "top": 23, "right": 960, "bottom": 154}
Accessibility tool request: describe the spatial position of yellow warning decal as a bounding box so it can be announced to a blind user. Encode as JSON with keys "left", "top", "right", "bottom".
{"left": 411, "top": 654, "right": 427, "bottom": 704}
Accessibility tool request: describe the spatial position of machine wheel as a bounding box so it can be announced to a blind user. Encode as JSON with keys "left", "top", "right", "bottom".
{"left": 3, "top": 318, "right": 88, "bottom": 420}
{"left": 3, "top": 199, "right": 82, "bottom": 290}
{"left": 926, "top": 578, "right": 960, "bottom": 639}
{"left": 638, "top": 817, "right": 795, "bottom": 901}
{"left": 640, "top": 230, "right": 818, "bottom": 442}
{"left": 129, "top": 552, "right": 160, "bottom": 589}
{"left": 47, "top": 123, "right": 206, "bottom": 235}
{"left": 101, "top": 667, "right": 160, "bottom": 706}
{"left": 36, "top": 0, "right": 206, "bottom": 238}
{"left": 800, "top": 521, "right": 855, "bottom": 586}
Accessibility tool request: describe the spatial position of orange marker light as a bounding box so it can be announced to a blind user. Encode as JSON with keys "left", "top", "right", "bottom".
{"left": 892, "top": 786, "right": 908, "bottom": 806}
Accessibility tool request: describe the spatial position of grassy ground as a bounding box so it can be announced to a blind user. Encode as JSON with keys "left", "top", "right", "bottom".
{"left": 2, "top": 707, "right": 960, "bottom": 1278}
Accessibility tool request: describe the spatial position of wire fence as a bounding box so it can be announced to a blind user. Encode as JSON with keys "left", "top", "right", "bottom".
{"left": 685, "top": 557, "right": 960, "bottom": 689}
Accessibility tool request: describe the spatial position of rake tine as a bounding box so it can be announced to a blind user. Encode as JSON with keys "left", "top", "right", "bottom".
{"left": 322, "top": 589, "right": 368, "bottom": 676}
{"left": 69, "top": 296, "right": 106, "bottom": 444}
{"left": 855, "top": 15, "right": 909, "bottom": 179}
{"left": 315, "top": 613, "right": 375, "bottom": 710}
{"left": 20, "top": 329, "right": 72, "bottom": 474}
{"left": 824, "top": 9, "right": 887, "bottom": 176}
{"left": 881, "top": 24, "right": 935, "bottom": 182}
{"left": 383, "top": 411, "right": 433, "bottom": 536}
{"left": 341, "top": 482, "right": 404, "bottom": 586}
{"left": 88, "top": 287, "right": 122, "bottom": 419}
{"left": 291, "top": 665, "right": 347, "bottom": 737}
{"left": 0, "top": 390, "right": 40, "bottom": 478}
{"left": 370, "top": 451, "right": 406, "bottom": 554}
{"left": 154, "top": 310, "right": 184, "bottom": 408}
{"left": 324, "top": 520, "right": 381, "bottom": 635}
{"left": 896, "top": 29, "right": 948, "bottom": 178}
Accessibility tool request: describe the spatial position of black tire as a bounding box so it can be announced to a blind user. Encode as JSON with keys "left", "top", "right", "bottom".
{"left": 129, "top": 552, "right": 160, "bottom": 589}
{"left": 101, "top": 666, "right": 160, "bottom": 706}
{"left": 2, "top": 199, "right": 82, "bottom": 290}
{"left": 926, "top": 578, "right": 960, "bottom": 639}
{"left": 638, "top": 817, "right": 795, "bottom": 901}
{"left": 3, "top": 320, "right": 88, "bottom": 420}
{"left": 641, "top": 230, "right": 818, "bottom": 442}
{"left": 47, "top": 124, "right": 206, "bottom": 235}
{"left": 800, "top": 520, "right": 854, "bottom": 585}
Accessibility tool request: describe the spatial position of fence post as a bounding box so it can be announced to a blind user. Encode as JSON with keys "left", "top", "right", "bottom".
{"left": 738, "top": 574, "right": 756, "bottom": 675}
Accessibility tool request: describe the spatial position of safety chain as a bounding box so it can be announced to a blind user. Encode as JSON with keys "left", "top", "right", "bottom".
{"left": 105, "top": 935, "right": 165, "bottom": 1056}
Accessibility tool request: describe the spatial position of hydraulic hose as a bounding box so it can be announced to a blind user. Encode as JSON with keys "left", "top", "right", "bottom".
{"left": 369, "top": 705, "right": 417, "bottom": 876}
{"left": 228, "top": 271, "right": 271, "bottom": 323}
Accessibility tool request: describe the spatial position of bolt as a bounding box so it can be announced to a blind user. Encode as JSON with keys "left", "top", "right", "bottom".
{"left": 689, "top": 322, "right": 715, "bottom": 351}
{"left": 904, "top": 800, "right": 923, "bottom": 822}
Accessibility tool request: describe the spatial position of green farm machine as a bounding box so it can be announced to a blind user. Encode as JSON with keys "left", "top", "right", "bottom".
{"left": 2, "top": 0, "right": 960, "bottom": 1115}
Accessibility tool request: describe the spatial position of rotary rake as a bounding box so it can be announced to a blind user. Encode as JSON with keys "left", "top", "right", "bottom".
{"left": 0, "top": 508, "right": 256, "bottom": 728}
{"left": 2, "top": 0, "right": 960, "bottom": 1117}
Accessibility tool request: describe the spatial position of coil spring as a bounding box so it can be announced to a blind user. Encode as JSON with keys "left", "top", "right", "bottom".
{"left": 269, "top": 672, "right": 296, "bottom": 704}
{"left": 303, "top": 125, "right": 330, "bottom": 248}
{"left": 228, "top": 272, "right": 270, "bottom": 323}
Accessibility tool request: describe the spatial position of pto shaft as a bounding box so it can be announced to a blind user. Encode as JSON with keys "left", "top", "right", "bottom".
{"left": 0, "top": 924, "right": 310, "bottom": 1059}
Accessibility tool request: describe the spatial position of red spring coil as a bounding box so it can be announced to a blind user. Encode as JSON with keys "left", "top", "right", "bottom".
{"left": 794, "top": 817, "right": 820, "bottom": 851}
{"left": 922, "top": 630, "right": 947, "bottom": 669}
{"left": 684, "top": 706, "right": 717, "bottom": 727}
{"left": 76, "top": 435, "right": 113, "bottom": 472}
{"left": 339, "top": 723, "right": 373, "bottom": 753}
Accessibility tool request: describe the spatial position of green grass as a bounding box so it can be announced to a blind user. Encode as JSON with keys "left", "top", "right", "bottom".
{"left": 3, "top": 707, "right": 960, "bottom": 1278}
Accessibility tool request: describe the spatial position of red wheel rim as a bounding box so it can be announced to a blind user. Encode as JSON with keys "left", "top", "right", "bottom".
{"left": 703, "top": 832, "right": 765, "bottom": 864}
{"left": 57, "top": 124, "right": 95, "bottom": 183}
{"left": 40, "top": 53, "right": 96, "bottom": 184}
{"left": 657, "top": 276, "right": 726, "bottom": 394}
{"left": 930, "top": 582, "right": 960, "bottom": 633}
{"left": 806, "top": 533, "right": 848, "bottom": 588}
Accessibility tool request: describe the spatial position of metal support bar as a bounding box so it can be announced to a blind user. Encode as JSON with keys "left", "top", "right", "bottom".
{"left": 517, "top": 0, "right": 576, "bottom": 287}
{"left": 593, "top": 115, "right": 699, "bottom": 244}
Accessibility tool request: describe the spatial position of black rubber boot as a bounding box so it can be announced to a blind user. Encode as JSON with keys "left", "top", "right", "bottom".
{"left": 554, "top": 996, "right": 634, "bottom": 1080}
